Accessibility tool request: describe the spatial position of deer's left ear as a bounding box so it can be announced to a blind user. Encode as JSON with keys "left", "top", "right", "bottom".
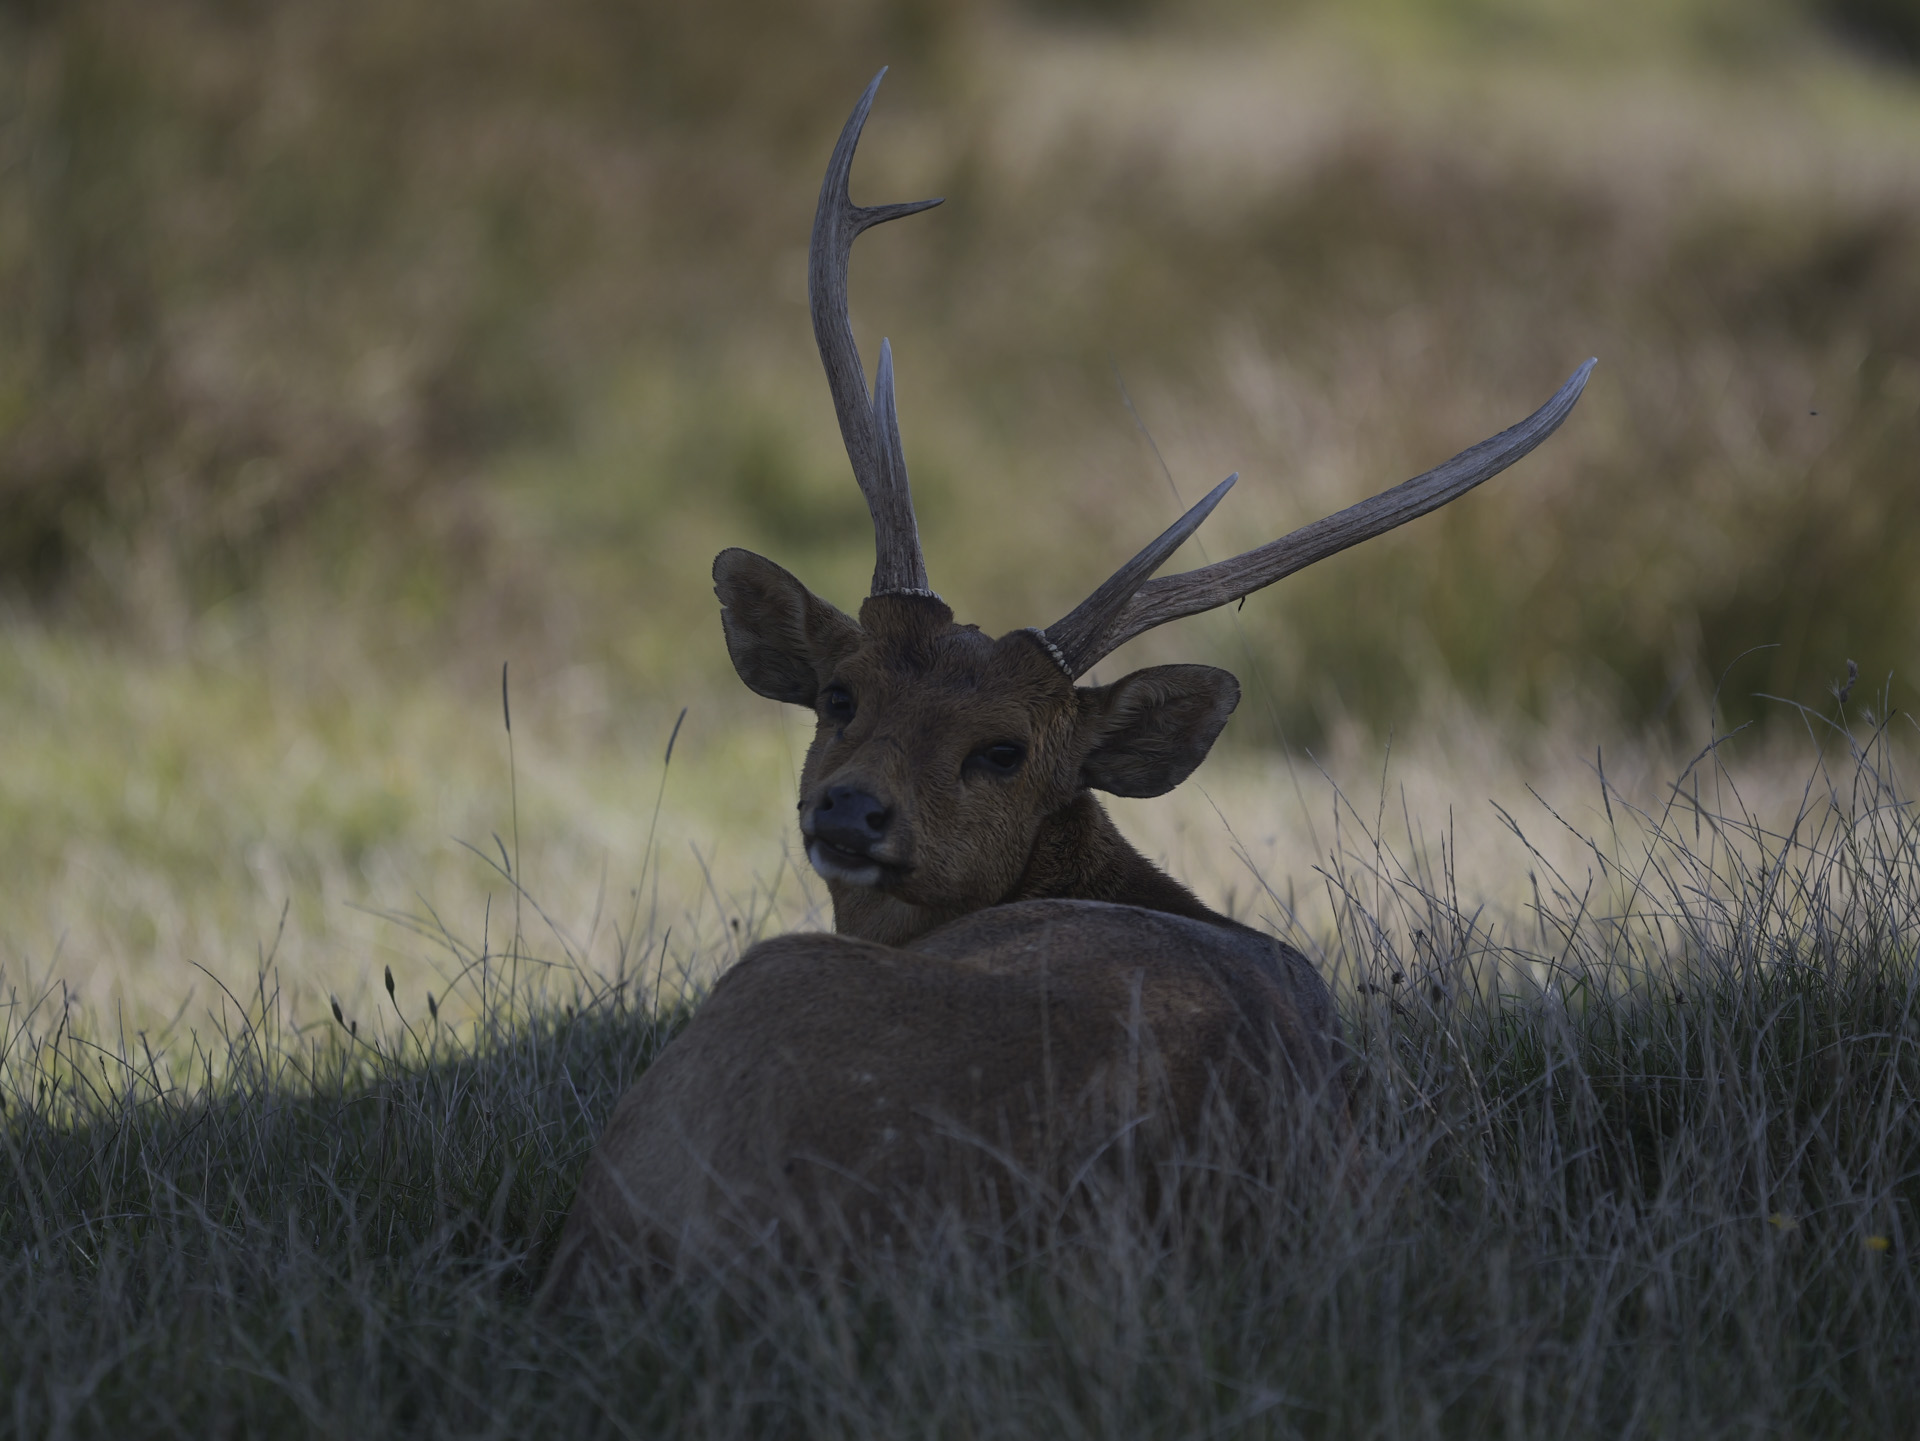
{"left": 1076, "top": 665, "right": 1240, "bottom": 798}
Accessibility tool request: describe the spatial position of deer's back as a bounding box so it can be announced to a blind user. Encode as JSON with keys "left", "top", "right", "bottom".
{"left": 547, "top": 900, "right": 1340, "bottom": 1296}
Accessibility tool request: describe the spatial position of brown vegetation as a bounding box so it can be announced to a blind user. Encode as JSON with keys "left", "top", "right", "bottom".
{"left": 3, "top": 0, "right": 1917, "bottom": 735}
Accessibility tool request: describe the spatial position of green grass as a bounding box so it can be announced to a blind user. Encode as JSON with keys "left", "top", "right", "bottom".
{"left": 5, "top": 0, "right": 1920, "bottom": 740}
{"left": 0, "top": 613, "right": 832, "bottom": 1030}
{"left": 5, "top": 722, "right": 1916, "bottom": 1439}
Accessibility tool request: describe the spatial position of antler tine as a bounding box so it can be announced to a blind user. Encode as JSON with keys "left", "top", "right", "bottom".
{"left": 1040, "top": 473, "right": 1238, "bottom": 677}
{"left": 1062, "top": 359, "right": 1597, "bottom": 677}
{"left": 871, "top": 338, "right": 917, "bottom": 583}
{"left": 810, "top": 67, "right": 945, "bottom": 597}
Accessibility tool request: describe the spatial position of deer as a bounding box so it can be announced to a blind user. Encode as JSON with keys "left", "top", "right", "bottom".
{"left": 541, "top": 70, "right": 1592, "bottom": 1302}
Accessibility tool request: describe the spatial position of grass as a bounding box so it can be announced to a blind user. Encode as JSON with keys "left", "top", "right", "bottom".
{"left": 4, "top": 2, "right": 1919, "bottom": 1431}
{"left": 0, "top": 589, "right": 1886, "bottom": 1034}
{"left": 5, "top": 0, "right": 1920, "bottom": 738}
{"left": 0, "top": 612, "right": 827, "bottom": 1029}
{"left": 7, "top": 0, "right": 1919, "bottom": 1039}
{"left": 4, "top": 714, "right": 1916, "bottom": 1438}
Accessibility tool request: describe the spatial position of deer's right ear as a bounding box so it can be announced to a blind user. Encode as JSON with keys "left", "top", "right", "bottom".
{"left": 713, "top": 549, "right": 862, "bottom": 706}
{"left": 1077, "top": 664, "right": 1240, "bottom": 798}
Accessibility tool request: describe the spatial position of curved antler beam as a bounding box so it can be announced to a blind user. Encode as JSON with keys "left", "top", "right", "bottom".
{"left": 1060, "top": 359, "right": 1596, "bottom": 675}
{"left": 810, "top": 67, "right": 945, "bottom": 597}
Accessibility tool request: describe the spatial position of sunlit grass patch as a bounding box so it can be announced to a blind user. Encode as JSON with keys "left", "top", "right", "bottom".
{"left": 5, "top": 593, "right": 1907, "bottom": 1047}
{"left": 0, "top": 615, "right": 826, "bottom": 1033}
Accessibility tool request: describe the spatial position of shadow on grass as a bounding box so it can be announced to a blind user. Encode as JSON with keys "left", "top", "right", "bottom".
{"left": 3, "top": 715, "right": 1919, "bottom": 1438}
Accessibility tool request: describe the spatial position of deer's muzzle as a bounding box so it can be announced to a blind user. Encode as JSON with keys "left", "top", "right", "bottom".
{"left": 804, "top": 784, "right": 901, "bottom": 888}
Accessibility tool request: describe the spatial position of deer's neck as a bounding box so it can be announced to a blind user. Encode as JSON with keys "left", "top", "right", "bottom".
{"left": 1005, "top": 792, "right": 1223, "bottom": 923}
{"left": 830, "top": 792, "right": 1225, "bottom": 945}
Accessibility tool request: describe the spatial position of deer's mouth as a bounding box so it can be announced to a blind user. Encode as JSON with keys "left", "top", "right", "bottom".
{"left": 806, "top": 839, "right": 906, "bottom": 889}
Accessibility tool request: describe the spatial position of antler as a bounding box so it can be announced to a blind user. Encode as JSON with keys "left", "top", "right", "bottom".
{"left": 811, "top": 68, "right": 945, "bottom": 597}
{"left": 1041, "top": 358, "right": 1597, "bottom": 678}
{"left": 1039, "top": 472, "right": 1238, "bottom": 673}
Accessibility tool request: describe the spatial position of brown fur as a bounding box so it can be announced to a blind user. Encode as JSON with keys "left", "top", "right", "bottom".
{"left": 540, "top": 551, "right": 1345, "bottom": 1304}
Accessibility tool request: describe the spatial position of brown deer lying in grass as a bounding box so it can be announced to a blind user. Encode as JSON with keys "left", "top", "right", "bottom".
{"left": 543, "top": 70, "right": 1591, "bottom": 1301}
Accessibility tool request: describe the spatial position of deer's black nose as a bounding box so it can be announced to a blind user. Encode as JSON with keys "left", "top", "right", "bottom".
{"left": 812, "top": 785, "right": 891, "bottom": 857}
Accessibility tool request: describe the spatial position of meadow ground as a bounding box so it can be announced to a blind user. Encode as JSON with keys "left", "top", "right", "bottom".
{"left": 5, "top": 0, "right": 1920, "bottom": 1434}
{"left": 4, "top": 711, "right": 1917, "bottom": 1439}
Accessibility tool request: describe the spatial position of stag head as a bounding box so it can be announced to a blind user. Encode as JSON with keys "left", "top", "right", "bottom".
{"left": 717, "top": 69, "right": 1593, "bottom": 946}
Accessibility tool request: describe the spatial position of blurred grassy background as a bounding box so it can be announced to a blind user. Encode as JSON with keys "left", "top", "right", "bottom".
{"left": 3, "top": 0, "right": 1918, "bottom": 1021}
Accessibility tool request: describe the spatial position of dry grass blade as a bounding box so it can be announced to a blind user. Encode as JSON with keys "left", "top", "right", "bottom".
{"left": 2, "top": 725, "right": 1917, "bottom": 1437}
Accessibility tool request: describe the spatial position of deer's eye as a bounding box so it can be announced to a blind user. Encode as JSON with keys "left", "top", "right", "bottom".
{"left": 966, "top": 741, "right": 1026, "bottom": 779}
{"left": 820, "top": 686, "right": 856, "bottom": 726}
